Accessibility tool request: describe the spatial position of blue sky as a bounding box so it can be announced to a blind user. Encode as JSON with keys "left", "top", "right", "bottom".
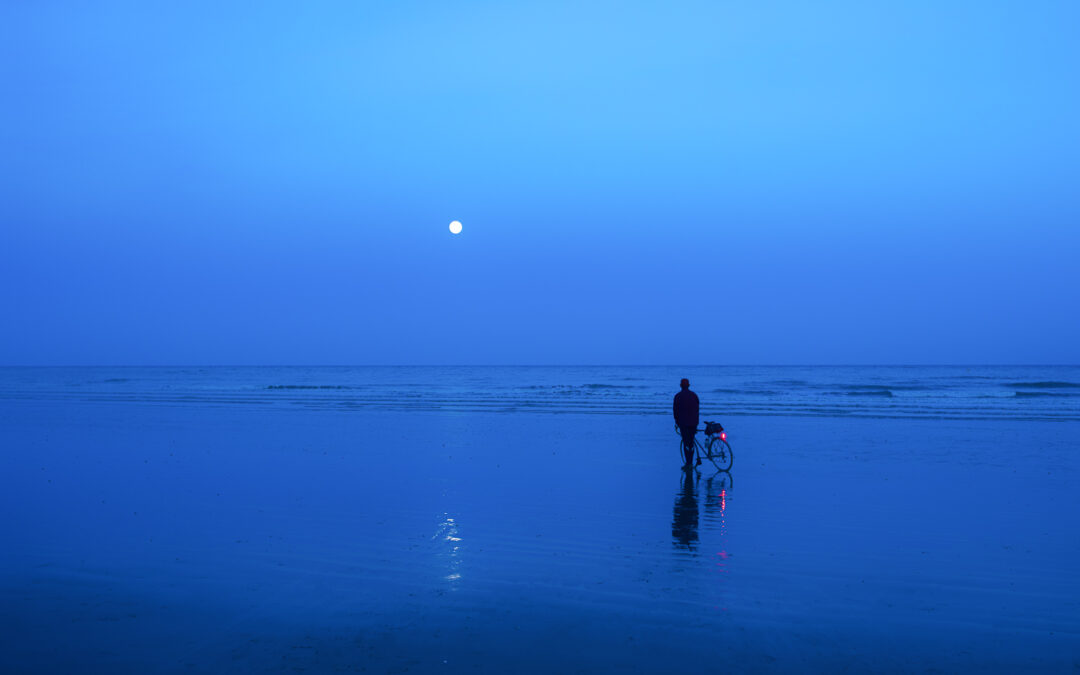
{"left": 1, "top": 1, "right": 1078, "bottom": 364}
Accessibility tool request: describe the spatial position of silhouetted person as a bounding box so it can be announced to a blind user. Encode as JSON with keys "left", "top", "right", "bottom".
{"left": 673, "top": 378, "right": 699, "bottom": 467}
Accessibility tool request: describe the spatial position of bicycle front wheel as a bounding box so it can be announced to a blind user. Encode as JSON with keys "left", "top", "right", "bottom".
{"left": 706, "top": 438, "right": 733, "bottom": 472}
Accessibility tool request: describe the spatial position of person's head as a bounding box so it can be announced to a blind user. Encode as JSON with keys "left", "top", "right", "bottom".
{"left": 680, "top": 378, "right": 690, "bottom": 390}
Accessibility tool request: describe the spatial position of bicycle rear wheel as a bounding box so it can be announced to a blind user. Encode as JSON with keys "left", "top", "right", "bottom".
{"left": 706, "top": 438, "right": 733, "bottom": 472}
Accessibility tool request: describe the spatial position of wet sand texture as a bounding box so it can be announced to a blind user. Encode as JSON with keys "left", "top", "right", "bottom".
{"left": 1, "top": 382, "right": 1078, "bottom": 672}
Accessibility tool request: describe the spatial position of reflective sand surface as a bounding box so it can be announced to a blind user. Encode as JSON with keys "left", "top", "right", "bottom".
{"left": 1, "top": 385, "right": 1078, "bottom": 672}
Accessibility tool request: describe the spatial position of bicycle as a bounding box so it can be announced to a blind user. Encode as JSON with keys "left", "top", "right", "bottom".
{"left": 676, "top": 421, "right": 733, "bottom": 472}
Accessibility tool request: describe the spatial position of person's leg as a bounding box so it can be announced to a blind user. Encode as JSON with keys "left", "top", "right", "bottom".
{"left": 680, "top": 427, "right": 696, "bottom": 465}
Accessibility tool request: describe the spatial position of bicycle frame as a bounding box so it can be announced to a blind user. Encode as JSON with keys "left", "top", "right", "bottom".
{"left": 676, "top": 423, "right": 733, "bottom": 472}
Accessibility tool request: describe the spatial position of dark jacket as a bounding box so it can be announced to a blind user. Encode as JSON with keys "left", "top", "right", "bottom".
{"left": 673, "top": 389, "right": 699, "bottom": 429}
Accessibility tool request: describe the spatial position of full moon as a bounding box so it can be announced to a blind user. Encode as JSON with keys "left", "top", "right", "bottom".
{"left": 449, "top": 220, "right": 463, "bottom": 234}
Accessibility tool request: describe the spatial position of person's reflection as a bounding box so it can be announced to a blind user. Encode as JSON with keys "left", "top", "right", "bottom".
{"left": 671, "top": 470, "right": 699, "bottom": 552}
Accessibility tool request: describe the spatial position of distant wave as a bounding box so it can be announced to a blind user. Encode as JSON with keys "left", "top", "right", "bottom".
{"left": 1006, "top": 381, "right": 1080, "bottom": 389}
{"left": 928, "top": 375, "right": 1000, "bottom": 380}
{"left": 102, "top": 378, "right": 130, "bottom": 383}
{"left": 521, "top": 384, "right": 637, "bottom": 390}
{"left": 840, "top": 390, "right": 893, "bottom": 398}
{"left": 267, "top": 385, "right": 355, "bottom": 390}
{"left": 820, "top": 384, "right": 935, "bottom": 392}
{"left": 1014, "top": 391, "right": 1080, "bottom": 398}
{"left": 820, "top": 385, "right": 894, "bottom": 397}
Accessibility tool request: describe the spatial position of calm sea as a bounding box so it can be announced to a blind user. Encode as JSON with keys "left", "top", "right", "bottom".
{"left": 1, "top": 365, "right": 1077, "bottom": 421}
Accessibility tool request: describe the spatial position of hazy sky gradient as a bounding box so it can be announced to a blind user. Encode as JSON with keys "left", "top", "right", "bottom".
{"left": 2, "top": 1, "right": 1078, "bottom": 364}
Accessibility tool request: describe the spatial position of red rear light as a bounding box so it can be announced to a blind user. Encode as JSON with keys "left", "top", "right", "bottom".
{"left": 720, "top": 432, "right": 726, "bottom": 441}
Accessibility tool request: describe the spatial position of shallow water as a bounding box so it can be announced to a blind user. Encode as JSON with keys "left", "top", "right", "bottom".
{"left": 1, "top": 365, "right": 1078, "bottom": 420}
{"left": 1, "top": 368, "right": 1078, "bottom": 672}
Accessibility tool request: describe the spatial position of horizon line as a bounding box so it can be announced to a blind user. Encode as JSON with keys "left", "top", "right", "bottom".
{"left": 1, "top": 364, "right": 1077, "bottom": 369}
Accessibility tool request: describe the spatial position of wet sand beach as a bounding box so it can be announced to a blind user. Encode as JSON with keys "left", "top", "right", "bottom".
{"left": 1, "top": 374, "right": 1077, "bottom": 672}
